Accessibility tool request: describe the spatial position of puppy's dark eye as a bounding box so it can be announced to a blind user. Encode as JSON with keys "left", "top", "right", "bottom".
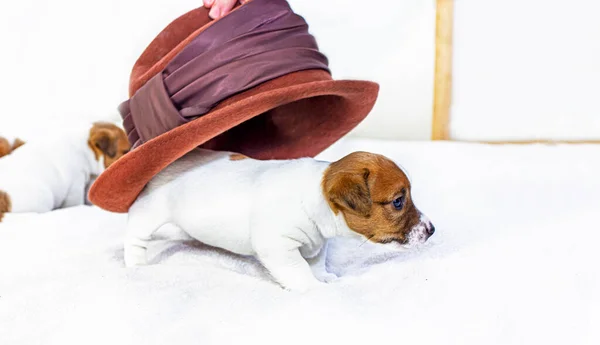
{"left": 392, "top": 196, "right": 405, "bottom": 210}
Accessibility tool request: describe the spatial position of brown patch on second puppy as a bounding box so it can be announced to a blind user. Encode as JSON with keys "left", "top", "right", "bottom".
{"left": 229, "top": 153, "right": 248, "bottom": 161}
{"left": 0, "top": 190, "right": 11, "bottom": 222}
{"left": 0, "top": 137, "right": 10, "bottom": 158}
{"left": 88, "top": 122, "right": 131, "bottom": 168}
{"left": 0, "top": 137, "right": 26, "bottom": 158}
{"left": 322, "top": 151, "right": 421, "bottom": 245}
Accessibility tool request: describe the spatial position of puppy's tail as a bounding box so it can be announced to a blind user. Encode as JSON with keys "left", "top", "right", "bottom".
{"left": 0, "top": 190, "right": 11, "bottom": 222}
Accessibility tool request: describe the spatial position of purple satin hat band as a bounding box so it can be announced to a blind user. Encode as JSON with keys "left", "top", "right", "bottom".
{"left": 119, "top": 0, "right": 330, "bottom": 149}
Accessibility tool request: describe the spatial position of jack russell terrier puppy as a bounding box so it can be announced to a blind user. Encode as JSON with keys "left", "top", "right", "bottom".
{"left": 0, "top": 122, "right": 130, "bottom": 221}
{"left": 125, "top": 149, "right": 435, "bottom": 292}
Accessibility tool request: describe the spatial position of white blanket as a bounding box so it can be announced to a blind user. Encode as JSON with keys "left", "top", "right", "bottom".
{"left": 1, "top": 139, "right": 599, "bottom": 345}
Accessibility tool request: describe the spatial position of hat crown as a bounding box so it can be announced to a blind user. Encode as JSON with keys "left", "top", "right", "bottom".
{"left": 121, "top": 0, "right": 330, "bottom": 148}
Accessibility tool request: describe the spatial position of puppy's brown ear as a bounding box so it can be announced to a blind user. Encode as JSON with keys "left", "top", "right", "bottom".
{"left": 89, "top": 128, "right": 117, "bottom": 158}
{"left": 323, "top": 166, "right": 372, "bottom": 217}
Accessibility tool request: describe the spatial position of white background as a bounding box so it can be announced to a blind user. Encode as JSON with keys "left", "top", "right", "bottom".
{"left": 289, "top": 0, "right": 436, "bottom": 140}
{"left": 2, "top": 0, "right": 597, "bottom": 143}
{"left": 0, "top": 0, "right": 436, "bottom": 141}
{"left": 451, "top": 0, "right": 600, "bottom": 141}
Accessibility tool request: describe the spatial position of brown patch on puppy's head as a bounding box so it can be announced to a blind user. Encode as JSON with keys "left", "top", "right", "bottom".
{"left": 0, "top": 190, "right": 11, "bottom": 222}
{"left": 322, "top": 151, "right": 435, "bottom": 246}
{"left": 88, "top": 122, "right": 130, "bottom": 168}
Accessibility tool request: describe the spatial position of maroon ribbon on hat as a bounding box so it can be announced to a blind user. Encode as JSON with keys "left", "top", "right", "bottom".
{"left": 119, "top": 0, "right": 330, "bottom": 148}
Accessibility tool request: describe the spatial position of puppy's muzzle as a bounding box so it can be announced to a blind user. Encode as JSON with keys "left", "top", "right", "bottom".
{"left": 409, "top": 214, "right": 436, "bottom": 244}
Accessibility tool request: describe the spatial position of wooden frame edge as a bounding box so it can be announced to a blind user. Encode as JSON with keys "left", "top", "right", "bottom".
{"left": 431, "top": 0, "right": 454, "bottom": 140}
{"left": 430, "top": 0, "right": 599, "bottom": 145}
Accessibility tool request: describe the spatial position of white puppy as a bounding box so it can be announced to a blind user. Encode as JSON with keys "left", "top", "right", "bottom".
{"left": 125, "top": 149, "right": 435, "bottom": 291}
{"left": 0, "top": 122, "right": 129, "bottom": 220}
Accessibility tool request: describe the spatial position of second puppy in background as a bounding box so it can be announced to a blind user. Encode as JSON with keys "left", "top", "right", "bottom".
{"left": 0, "top": 122, "right": 129, "bottom": 221}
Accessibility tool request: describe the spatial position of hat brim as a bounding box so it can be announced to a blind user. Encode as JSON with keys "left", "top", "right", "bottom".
{"left": 89, "top": 69, "right": 379, "bottom": 212}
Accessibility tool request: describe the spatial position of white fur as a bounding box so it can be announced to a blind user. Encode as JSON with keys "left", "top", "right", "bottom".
{"left": 0, "top": 124, "right": 104, "bottom": 213}
{"left": 125, "top": 149, "right": 432, "bottom": 292}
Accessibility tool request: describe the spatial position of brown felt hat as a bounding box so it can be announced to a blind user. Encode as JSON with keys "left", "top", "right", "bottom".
{"left": 89, "top": 0, "right": 379, "bottom": 213}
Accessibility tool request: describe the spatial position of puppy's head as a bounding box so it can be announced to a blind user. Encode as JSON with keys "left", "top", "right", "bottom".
{"left": 323, "top": 151, "right": 435, "bottom": 247}
{"left": 88, "top": 122, "right": 130, "bottom": 169}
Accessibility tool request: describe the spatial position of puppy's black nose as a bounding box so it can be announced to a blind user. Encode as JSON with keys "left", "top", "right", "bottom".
{"left": 426, "top": 224, "right": 435, "bottom": 236}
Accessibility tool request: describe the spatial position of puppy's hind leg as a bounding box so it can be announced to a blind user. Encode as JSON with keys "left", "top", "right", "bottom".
{"left": 60, "top": 173, "right": 86, "bottom": 209}
{"left": 124, "top": 205, "right": 168, "bottom": 267}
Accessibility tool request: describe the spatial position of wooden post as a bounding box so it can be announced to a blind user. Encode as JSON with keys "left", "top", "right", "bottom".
{"left": 431, "top": 0, "right": 454, "bottom": 140}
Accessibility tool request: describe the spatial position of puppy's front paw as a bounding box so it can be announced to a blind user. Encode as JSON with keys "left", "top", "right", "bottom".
{"left": 281, "top": 279, "right": 325, "bottom": 293}
{"left": 314, "top": 271, "right": 338, "bottom": 283}
{"left": 124, "top": 246, "right": 148, "bottom": 267}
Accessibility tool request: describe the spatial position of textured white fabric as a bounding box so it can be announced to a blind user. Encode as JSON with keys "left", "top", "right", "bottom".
{"left": 1, "top": 139, "right": 599, "bottom": 345}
